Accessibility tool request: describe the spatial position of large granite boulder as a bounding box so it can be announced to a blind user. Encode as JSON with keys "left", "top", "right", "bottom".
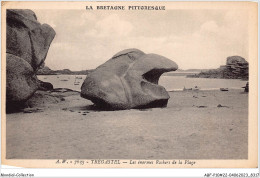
{"left": 6, "top": 53, "right": 39, "bottom": 104}
{"left": 7, "top": 9, "right": 56, "bottom": 70}
{"left": 81, "top": 49, "right": 178, "bottom": 110}
{"left": 6, "top": 9, "right": 55, "bottom": 110}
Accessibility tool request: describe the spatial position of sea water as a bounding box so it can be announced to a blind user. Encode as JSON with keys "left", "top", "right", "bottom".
{"left": 37, "top": 75, "right": 248, "bottom": 92}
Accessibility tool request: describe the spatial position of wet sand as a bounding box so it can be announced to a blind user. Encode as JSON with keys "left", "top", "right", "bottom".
{"left": 6, "top": 89, "right": 248, "bottom": 159}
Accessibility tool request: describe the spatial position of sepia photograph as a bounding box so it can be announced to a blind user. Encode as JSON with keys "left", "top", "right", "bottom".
{"left": 1, "top": 1, "right": 258, "bottom": 169}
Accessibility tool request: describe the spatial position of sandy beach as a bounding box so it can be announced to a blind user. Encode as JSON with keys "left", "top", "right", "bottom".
{"left": 6, "top": 89, "right": 248, "bottom": 159}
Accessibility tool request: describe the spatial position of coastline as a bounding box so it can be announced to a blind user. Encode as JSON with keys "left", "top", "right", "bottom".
{"left": 37, "top": 75, "right": 248, "bottom": 92}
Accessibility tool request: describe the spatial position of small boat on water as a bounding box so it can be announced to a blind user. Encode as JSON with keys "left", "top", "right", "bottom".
{"left": 74, "top": 76, "right": 82, "bottom": 85}
{"left": 220, "top": 88, "right": 229, "bottom": 91}
{"left": 60, "top": 79, "right": 68, "bottom": 81}
{"left": 183, "top": 86, "right": 192, "bottom": 91}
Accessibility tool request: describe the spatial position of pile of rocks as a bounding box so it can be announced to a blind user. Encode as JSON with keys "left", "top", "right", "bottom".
{"left": 224, "top": 56, "right": 248, "bottom": 79}
{"left": 189, "top": 56, "right": 248, "bottom": 80}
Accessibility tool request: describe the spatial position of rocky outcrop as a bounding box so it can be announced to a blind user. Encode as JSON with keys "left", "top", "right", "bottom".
{"left": 225, "top": 56, "right": 248, "bottom": 79}
{"left": 38, "top": 80, "right": 54, "bottom": 91}
{"left": 24, "top": 90, "right": 64, "bottom": 109}
{"left": 24, "top": 89, "right": 80, "bottom": 109}
{"left": 6, "top": 9, "right": 55, "bottom": 110}
{"left": 188, "top": 56, "right": 248, "bottom": 80}
{"left": 81, "top": 48, "right": 178, "bottom": 110}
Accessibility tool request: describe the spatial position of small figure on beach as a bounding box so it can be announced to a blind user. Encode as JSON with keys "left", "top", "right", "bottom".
{"left": 242, "top": 82, "right": 249, "bottom": 92}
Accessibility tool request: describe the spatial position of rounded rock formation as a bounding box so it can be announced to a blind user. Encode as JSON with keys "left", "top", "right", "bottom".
{"left": 6, "top": 53, "right": 39, "bottom": 103}
{"left": 226, "top": 56, "right": 247, "bottom": 65}
{"left": 81, "top": 48, "right": 178, "bottom": 110}
{"left": 7, "top": 9, "right": 56, "bottom": 70}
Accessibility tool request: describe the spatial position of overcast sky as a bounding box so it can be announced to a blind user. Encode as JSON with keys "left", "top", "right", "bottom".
{"left": 34, "top": 9, "right": 249, "bottom": 70}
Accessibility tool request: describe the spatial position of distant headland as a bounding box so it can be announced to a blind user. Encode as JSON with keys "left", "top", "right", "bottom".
{"left": 36, "top": 66, "right": 206, "bottom": 76}
{"left": 37, "top": 58, "right": 249, "bottom": 81}
{"left": 37, "top": 66, "right": 94, "bottom": 75}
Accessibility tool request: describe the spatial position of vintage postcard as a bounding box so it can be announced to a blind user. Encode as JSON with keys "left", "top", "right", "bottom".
{"left": 1, "top": 1, "right": 258, "bottom": 169}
